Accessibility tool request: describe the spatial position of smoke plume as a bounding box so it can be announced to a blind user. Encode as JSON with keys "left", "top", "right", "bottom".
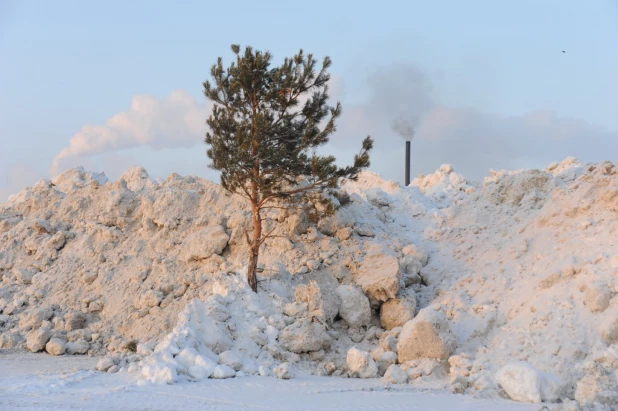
{"left": 367, "top": 64, "right": 433, "bottom": 141}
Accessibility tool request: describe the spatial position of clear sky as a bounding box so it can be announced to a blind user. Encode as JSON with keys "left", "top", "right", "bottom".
{"left": 1, "top": 0, "right": 617, "bottom": 200}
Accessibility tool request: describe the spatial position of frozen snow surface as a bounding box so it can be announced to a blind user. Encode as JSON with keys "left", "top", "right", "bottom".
{"left": 2, "top": 158, "right": 618, "bottom": 409}
{"left": 0, "top": 352, "right": 537, "bottom": 410}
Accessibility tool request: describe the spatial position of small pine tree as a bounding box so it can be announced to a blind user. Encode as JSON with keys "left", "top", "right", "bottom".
{"left": 204, "top": 45, "right": 373, "bottom": 292}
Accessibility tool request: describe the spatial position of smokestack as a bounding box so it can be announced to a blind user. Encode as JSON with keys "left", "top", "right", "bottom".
{"left": 405, "top": 140, "right": 411, "bottom": 186}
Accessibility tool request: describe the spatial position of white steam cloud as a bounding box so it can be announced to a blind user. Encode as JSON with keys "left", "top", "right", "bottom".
{"left": 367, "top": 64, "right": 433, "bottom": 141}
{"left": 51, "top": 90, "right": 211, "bottom": 176}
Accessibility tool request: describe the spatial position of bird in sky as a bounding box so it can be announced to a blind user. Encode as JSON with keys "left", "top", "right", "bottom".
{"left": 562, "top": 50, "right": 566, "bottom": 53}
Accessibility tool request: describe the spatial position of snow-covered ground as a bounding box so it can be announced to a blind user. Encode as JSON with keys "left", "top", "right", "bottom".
{"left": 0, "top": 352, "right": 537, "bottom": 410}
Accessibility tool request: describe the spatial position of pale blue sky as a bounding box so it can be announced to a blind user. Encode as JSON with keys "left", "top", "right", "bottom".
{"left": 1, "top": 0, "right": 617, "bottom": 199}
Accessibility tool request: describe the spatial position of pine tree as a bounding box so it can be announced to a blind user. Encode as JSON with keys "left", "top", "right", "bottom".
{"left": 204, "top": 45, "right": 373, "bottom": 292}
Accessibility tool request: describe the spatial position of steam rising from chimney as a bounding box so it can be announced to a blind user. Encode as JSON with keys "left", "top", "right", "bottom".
{"left": 367, "top": 64, "right": 433, "bottom": 142}
{"left": 393, "top": 116, "right": 416, "bottom": 142}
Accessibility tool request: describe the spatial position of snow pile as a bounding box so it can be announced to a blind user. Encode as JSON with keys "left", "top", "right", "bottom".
{"left": 2, "top": 157, "right": 618, "bottom": 409}
{"left": 140, "top": 273, "right": 289, "bottom": 383}
{"left": 411, "top": 164, "right": 475, "bottom": 206}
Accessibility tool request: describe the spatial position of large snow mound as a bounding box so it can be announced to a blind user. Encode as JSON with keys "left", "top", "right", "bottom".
{"left": 1, "top": 158, "right": 618, "bottom": 409}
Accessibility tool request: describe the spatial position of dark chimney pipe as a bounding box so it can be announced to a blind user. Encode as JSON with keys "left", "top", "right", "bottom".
{"left": 405, "top": 140, "right": 411, "bottom": 186}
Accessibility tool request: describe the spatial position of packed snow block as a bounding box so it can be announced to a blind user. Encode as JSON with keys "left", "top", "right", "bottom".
{"left": 118, "top": 166, "right": 155, "bottom": 192}
{"left": 335, "top": 285, "right": 371, "bottom": 328}
{"left": 294, "top": 280, "right": 340, "bottom": 323}
{"left": 26, "top": 326, "right": 52, "bottom": 352}
{"left": 347, "top": 347, "right": 378, "bottom": 378}
{"left": 96, "top": 357, "right": 115, "bottom": 372}
{"left": 52, "top": 166, "right": 108, "bottom": 191}
{"left": 188, "top": 355, "right": 217, "bottom": 380}
{"left": 274, "top": 362, "right": 295, "bottom": 379}
{"left": 353, "top": 254, "right": 400, "bottom": 304}
{"left": 402, "top": 244, "right": 428, "bottom": 267}
{"left": 285, "top": 212, "right": 309, "bottom": 236}
{"left": 66, "top": 339, "right": 89, "bottom": 355}
{"left": 584, "top": 283, "right": 612, "bottom": 313}
{"left": 218, "top": 350, "right": 243, "bottom": 371}
{"left": 495, "top": 361, "right": 562, "bottom": 403}
{"left": 384, "top": 364, "right": 408, "bottom": 384}
{"left": 64, "top": 311, "right": 87, "bottom": 331}
{"left": 599, "top": 308, "right": 618, "bottom": 345}
{"left": 397, "top": 308, "right": 457, "bottom": 362}
{"left": 0, "top": 332, "right": 24, "bottom": 349}
{"left": 181, "top": 225, "right": 230, "bottom": 262}
{"left": 365, "top": 188, "right": 390, "bottom": 207}
{"left": 317, "top": 208, "right": 355, "bottom": 236}
{"left": 46, "top": 231, "right": 66, "bottom": 250}
{"left": 379, "top": 333, "right": 398, "bottom": 354}
{"left": 380, "top": 289, "right": 416, "bottom": 330}
{"left": 18, "top": 307, "right": 53, "bottom": 329}
{"left": 400, "top": 255, "right": 422, "bottom": 276}
{"left": 402, "top": 358, "right": 448, "bottom": 381}
{"left": 212, "top": 364, "right": 236, "bottom": 379}
{"left": 142, "top": 362, "right": 178, "bottom": 384}
{"left": 377, "top": 351, "right": 398, "bottom": 375}
{"left": 45, "top": 338, "right": 66, "bottom": 356}
{"left": 279, "top": 318, "right": 332, "bottom": 354}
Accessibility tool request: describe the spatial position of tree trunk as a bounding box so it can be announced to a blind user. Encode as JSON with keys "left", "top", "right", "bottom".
{"left": 247, "top": 245, "right": 259, "bottom": 293}
{"left": 247, "top": 203, "right": 262, "bottom": 293}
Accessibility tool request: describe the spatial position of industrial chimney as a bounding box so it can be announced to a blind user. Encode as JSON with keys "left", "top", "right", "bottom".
{"left": 405, "top": 141, "right": 411, "bottom": 186}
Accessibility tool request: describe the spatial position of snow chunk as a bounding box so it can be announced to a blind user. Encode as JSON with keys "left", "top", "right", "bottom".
{"left": 212, "top": 364, "right": 236, "bottom": 379}
{"left": 294, "top": 280, "right": 340, "bottom": 323}
{"left": 401, "top": 245, "right": 428, "bottom": 267}
{"left": 142, "top": 362, "right": 177, "bottom": 384}
{"left": 96, "top": 357, "right": 115, "bottom": 372}
{"left": 380, "top": 290, "right": 416, "bottom": 330}
{"left": 279, "top": 319, "right": 331, "bottom": 354}
{"left": 52, "top": 167, "right": 108, "bottom": 190}
{"left": 274, "top": 363, "right": 295, "bottom": 379}
{"left": 26, "top": 327, "right": 51, "bottom": 352}
{"left": 181, "top": 225, "right": 230, "bottom": 262}
{"left": 336, "top": 285, "right": 371, "bottom": 328}
{"left": 495, "top": 361, "right": 562, "bottom": 403}
{"left": 411, "top": 165, "right": 472, "bottom": 205}
{"left": 366, "top": 188, "right": 390, "bottom": 207}
{"left": 119, "top": 166, "right": 156, "bottom": 191}
{"left": 218, "top": 350, "right": 243, "bottom": 371}
{"left": 384, "top": 364, "right": 408, "bottom": 384}
{"left": 584, "top": 283, "right": 611, "bottom": 313}
{"left": 397, "top": 307, "right": 457, "bottom": 362}
{"left": 45, "top": 338, "right": 66, "bottom": 356}
{"left": 347, "top": 347, "right": 378, "bottom": 378}
{"left": 354, "top": 254, "right": 400, "bottom": 304}
{"left": 66, "top": 339, "right": 89, "bottom": 355}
